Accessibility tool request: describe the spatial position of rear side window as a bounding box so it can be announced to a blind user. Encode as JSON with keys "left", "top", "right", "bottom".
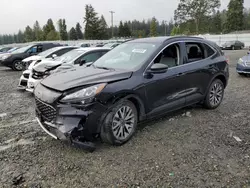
{"left": 203, "top": 44, "right": 216, "bottom": 57}
{"left": 55, "top": 48, "right": 74, "bottom": 57}
{"left": 185, "top": 43, "right": 204, "bottom": 63}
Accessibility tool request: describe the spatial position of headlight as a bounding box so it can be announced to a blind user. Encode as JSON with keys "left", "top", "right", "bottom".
{"left": 238, "top": 58, "right": 245, "bottom": 66}
{"left": 2, "top": 54, "right": 11, "bottom": 60}
{"left": 60, "top": 83, "right": 107, "bottom": 103}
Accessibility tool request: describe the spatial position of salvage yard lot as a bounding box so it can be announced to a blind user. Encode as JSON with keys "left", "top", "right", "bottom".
{"left": 0, "top": 50, "right": 250, "bottom": 187}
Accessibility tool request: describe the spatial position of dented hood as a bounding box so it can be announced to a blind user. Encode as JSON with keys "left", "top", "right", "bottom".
{"left": 41, "top": 66, "right": 133, "bottom": 91}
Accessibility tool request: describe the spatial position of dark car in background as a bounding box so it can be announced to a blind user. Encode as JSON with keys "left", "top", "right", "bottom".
{"left": 221, "top": 40, "right": 245, "bottom": 50}
{"left": 34, "top": 36, "right": 229, "bottom": 151}
{"left": 0, "top": 47, "right": 13, "bottom": 53}
{"left": 0, "top": 43, "right": 62, "bottom": 71}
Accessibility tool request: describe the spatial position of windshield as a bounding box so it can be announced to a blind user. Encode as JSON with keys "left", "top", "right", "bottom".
{"left": 12, "top": 45, "right": 32, "bottom": 53}
{"left": 93, "top": 42, "right": 159, "bottom": 70}
{"left": 8, "top": 47, "right": 19, "bottom": 53}
{"left": 57, "top": 50, "right": 86, "bottom": 63}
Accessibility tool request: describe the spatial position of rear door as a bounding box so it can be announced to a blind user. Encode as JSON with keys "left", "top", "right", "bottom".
{"left": 180, "top": 41, "right": 217, "bottom": 105}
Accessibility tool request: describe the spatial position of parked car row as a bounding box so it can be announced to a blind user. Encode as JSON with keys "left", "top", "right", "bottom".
{"left": 221, "top": 40, "right": 245, "bottom": 50}
{"left": 28, "top": 36, "right": 229, "bottom": 152}
{"left": 0, "top": 41, "right": 128, "bottom": 71}
{"left": 18, "top": 46, "right": 111, "bottom": 92}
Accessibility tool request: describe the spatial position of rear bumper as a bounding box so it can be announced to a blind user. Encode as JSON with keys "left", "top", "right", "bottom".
{"left": 236, "top": 63, "right": 250, "bottom": 74}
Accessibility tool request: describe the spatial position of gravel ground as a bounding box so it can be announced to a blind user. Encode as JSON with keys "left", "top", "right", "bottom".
{"left": 0, "top": 50, "right": 250, "bottom": 188}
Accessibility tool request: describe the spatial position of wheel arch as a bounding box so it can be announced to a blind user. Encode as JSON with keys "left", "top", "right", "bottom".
{"left": 110, "top": 93, "right": 146, "bottom": 121}
{"left": 206, "top": 73, "right": 227, "bottom": 94}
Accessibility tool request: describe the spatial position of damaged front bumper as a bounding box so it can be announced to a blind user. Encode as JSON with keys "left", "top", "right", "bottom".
{"left": 35, "top": 98, "right": 108, "bottom": 152}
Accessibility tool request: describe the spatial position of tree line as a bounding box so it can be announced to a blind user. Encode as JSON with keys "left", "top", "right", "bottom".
{"left": 0, "top": 0, "right": 250, "bottom": 45}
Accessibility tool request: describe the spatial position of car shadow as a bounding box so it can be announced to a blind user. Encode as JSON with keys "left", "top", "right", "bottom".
{"left": 137, "top": 104, "right": 203, "bottom": 131}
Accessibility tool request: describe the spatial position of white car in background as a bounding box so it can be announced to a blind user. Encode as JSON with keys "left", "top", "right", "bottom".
{"left": 26, "top": 47, "right": 111, "bottom": 93}
{"left": 18, "top": 46, "right": 78, "bottom": 89}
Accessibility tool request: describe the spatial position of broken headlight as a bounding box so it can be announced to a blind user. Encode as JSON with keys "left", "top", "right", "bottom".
{"left": 60, "top": 83, "right": 107, "bottom": 104}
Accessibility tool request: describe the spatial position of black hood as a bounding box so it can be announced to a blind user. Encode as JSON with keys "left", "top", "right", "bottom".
{"left": 33, "top": 60, "right": 62, "bottom": 72}
{"left": 41, "top": 66, "right": 133, "bottom": 91}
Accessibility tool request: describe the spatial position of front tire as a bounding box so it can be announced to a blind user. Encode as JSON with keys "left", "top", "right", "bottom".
{"left": 101, "top": 100, "right": 138, "bottom": 146}
{"left": 12, "top": 60, "right": 23, "bottom": 71}
{"left": 232, "top": 46, "right": 235, "bottom": 50}
{"left": 204, "top": 79, "right": 224, "bottom": 109}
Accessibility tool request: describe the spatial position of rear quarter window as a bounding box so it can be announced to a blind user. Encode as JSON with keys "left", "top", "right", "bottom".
{"left": 203, "top": 44, "right": 216, "bottom": 58}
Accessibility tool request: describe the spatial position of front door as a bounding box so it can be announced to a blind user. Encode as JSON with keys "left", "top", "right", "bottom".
{"left": 144, "top": 42, "right": 187, "bottom": 117}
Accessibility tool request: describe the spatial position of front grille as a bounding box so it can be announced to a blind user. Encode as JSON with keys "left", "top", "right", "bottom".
{"left": 20, "top": 80, "right": 27, "bottom": 87}
{"left": 23, "top": 73, "right": 29, "bottom": 79}
{"left": 32, "top": 70, "right": 44, "bottom": 79}
{"left": 35, "top": 98, "right": 56, "bottom": 122}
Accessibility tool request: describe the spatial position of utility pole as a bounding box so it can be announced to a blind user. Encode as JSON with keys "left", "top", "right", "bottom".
{"left": 109, "top": 11, "right": 115, "bottom": 38}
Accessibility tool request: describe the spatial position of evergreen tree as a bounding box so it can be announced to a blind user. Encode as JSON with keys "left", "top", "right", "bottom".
{"left": 69, "top": 27, "right": 78, "bottom": 40}
{"left": 210, "top": 11, "right": 222, "bottom": 34}
{"left": 43, "top": 19, "right": 57, "bottom": 40}
{"left": 17, "top": 30, "right": 25, "bottom": 43}
{"left": 171, "top": 26, "right": 181, "bottom": 36}
{"left": 84, "top": 4, "right": 101, "bottom": 39}
{"left": 123, "top": 22, "right": 131, "bottom": 37}
{"left": 75, "top": 22, "right": 83, "bottom": 39}
{"left": 98, "top": 15, "right": 109, "bottom": 39}
{"left": 33, "top": 21, "right": 44, "bottom": 41}
{"left": 150, "top": 17, "right": 157, "bottom": 37}
{"left": 118, "top": 21, "right": 124, "bottom": 37}
{"left": 46, "top": 30, "right": 60, "bottom": 41}
{"left": 58, "top": 19, "right": 68, "bottom": 40}
{"left": 24, "top": 26, "right": 34, "bottom": 42}
{"left": 226, "top": 0, "right": 244, "bottom": 32}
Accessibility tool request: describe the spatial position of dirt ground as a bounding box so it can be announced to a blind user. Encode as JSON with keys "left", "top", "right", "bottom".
{"left": 0, "top": 50, "right": 250, "bottom": 188}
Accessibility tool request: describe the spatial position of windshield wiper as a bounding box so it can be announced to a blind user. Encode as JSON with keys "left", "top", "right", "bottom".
{"left": 95, "top": 66, "right": 114, "bottom": 70}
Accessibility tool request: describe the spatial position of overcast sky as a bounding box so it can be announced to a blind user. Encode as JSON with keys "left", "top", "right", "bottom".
{"left": 0, "top": 0, "right": 250, "bottom": 34}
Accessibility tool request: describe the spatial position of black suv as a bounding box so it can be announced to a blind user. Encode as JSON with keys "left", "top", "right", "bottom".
{"left": 0, "top": 43, "right": 62, "bottom": 71}
{"left": 34, "top": 36, "right": 229, "bottom": 151}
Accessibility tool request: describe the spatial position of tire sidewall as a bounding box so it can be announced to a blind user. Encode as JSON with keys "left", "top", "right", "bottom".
{"left": 101, "top": 99, "right": 138, "bottom": 145}
{"left": 205, "top": 79, "right": 224, "bottom": 109}
{"left": 12, "top": 60, "right": 23, "bottom": 71}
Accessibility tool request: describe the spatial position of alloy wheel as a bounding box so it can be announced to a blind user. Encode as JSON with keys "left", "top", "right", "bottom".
{"left": 112, "top": 106, "right": 135, "bottom": 140}
{"left": 209, "top": 82, "right": 223, "bottom": 107}
{"left": 14, "top": 61, "right": 23, "bottom": 71}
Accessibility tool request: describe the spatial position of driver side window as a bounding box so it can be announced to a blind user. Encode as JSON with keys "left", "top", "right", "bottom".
{"left": 153, "top": 43, "right": 180, "bottom": 68}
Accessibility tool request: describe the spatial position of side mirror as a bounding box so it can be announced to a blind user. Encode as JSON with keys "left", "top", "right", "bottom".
{"left": 147, "top": 63, "right": 168, "bottom": 74}
{"left": 52, "top": 54, "right": 57, "bottom": 59}
{"left": 79, "top": 59, "right": 86, "bottom": 66}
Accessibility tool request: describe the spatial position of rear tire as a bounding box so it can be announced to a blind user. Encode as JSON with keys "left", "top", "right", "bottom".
{"left": 12, "top": 60, "right": 23, "bottom": 71}
{"left": 203, "top": 79, "right": 224, "bottom": 109}
{"left": 100, "top": 100, "right": 138, "bottom": 146}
